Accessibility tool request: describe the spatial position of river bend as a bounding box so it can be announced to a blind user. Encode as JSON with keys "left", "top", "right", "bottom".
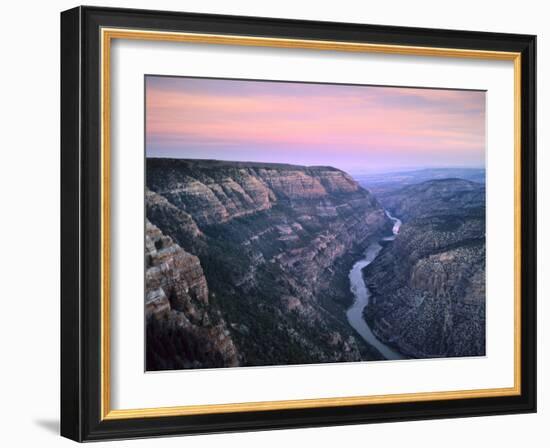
{"left": 345, "top": 211, "right": 404, "bottom": 360}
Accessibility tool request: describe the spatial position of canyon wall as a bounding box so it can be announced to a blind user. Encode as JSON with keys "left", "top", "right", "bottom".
{"left": 145, "top": 158, "right": 392, "bottom": 369}
{"left": 145, "top": 220, "right": 239, "bottom": 370}
{"left": 364, "top": 179, "right": 486, "bottom": 358}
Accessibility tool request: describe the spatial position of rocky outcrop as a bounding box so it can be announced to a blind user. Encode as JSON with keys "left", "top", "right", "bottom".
{"left": 146, "top": 158, "right": 392, "bottom": 368}
{"left": 364, "top": 178, "right": 486, "bottom": 358}
{"left": 146, "top": 159, "right": 372, "bottom": 226}
{"left": 145, "top": 220, "right": 239, "bottom": 370}
{"left": 145, "top": 221, "right": 208, "bottom": 317}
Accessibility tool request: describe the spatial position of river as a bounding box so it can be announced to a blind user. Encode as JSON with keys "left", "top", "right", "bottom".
{"left": 345, "top": 211, "right": 404, "bottom": 360}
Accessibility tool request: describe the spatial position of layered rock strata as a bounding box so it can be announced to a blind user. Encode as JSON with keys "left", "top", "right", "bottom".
{"left": 145, "top": 220, "right": 239, "bottom": 370}
{"left": 364, "top": 179, "right": 486, "bottom": 358}
{"left": 146, "top": 158, "right": 393, "bottom": 369}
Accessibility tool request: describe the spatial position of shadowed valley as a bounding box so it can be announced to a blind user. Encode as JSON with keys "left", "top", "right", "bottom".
{"left": 145, "top": 158, "right": 393, "bottom": 369}
{"left": 363, "top": 177, "right": 486, "bottom": 358}
{"left": 145, "top": 160, "right": 486, "bottom": 369}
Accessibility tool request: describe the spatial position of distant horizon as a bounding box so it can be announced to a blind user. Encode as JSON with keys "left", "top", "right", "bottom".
{"left": 146, "top": 76, "right": 486, "bottom": 172}
{"left": 146, "top": 154, "right": 485, "bottom": 175}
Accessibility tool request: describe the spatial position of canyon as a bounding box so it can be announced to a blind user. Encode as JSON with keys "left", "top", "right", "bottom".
{"left": 145, "top": 159, "right": 486, "bottom": 369}
{"left": 145, "top": 158, "right": 393, "bottom": 369}
{"left": 364, "top": 178, "right": 486, "bottom": 358}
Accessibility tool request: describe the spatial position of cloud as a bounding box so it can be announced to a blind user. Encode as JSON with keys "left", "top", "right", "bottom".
{"left": 145, "top": 76, "right": 485, "bottom": 169}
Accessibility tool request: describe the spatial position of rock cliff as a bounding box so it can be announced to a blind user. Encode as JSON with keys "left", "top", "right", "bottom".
{"left": 146, "top": 158, "right": 392, "bottom": 368}
{"left": 145, "top": 220, "right": 239, "bottom": 370}
{"left": 364, "top": 178, "right": 486, "bottom": 358}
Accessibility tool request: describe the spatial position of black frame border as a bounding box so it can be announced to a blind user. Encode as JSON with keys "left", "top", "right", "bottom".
{"left": 61, "top": 6, "right": 536, "bottom": 442}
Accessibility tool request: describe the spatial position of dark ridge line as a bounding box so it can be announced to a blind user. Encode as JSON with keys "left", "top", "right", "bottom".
{"left": 146, "top": 157, "right": 342, "bottom": 172}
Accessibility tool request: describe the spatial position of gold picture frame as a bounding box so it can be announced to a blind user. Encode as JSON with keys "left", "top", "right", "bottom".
{"left": 61, "top": 6, "right": 536, "bottom": 441}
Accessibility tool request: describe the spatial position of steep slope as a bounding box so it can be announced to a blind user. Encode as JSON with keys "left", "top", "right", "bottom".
{"left": 146, "top": 158, "right": 393, "bottom": 368}
{"left": 363, "top": 178, "right": 486, "bottom": 358}
{"left": 145, "top": 220, "right": 239, "bottom": 370}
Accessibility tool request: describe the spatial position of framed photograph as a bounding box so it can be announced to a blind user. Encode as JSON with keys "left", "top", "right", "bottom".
{"left": 60, "top": 6, "right": 536, "bottom": 441}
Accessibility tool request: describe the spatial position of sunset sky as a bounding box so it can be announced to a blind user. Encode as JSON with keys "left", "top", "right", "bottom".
{"left": 145, "top": 76, "right": 486, "bottom": 173}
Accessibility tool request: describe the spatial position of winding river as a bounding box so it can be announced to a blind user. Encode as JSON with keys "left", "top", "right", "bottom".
{"left": 346, "top": 211, "right": 404, "bottom": 360}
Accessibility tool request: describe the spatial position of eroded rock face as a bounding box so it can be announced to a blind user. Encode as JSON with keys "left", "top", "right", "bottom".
{"left": 146, "top": 220, "right": 208, "bottom": 314}
{"left": 146, "top": 159, "right": 372, "bottom": 226}
{"left": 364, "top": 179, "right": 486, "bottom": 358}
{"left": 145, "top": 220, "right": 239, "bottom": 370}
{"left": 146, "top": 158, "right": 392, "bottom": 368}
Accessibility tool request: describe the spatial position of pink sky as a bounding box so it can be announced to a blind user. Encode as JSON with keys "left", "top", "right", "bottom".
{"left": 145, "top": 76, "right": 486, "bottom": 173}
